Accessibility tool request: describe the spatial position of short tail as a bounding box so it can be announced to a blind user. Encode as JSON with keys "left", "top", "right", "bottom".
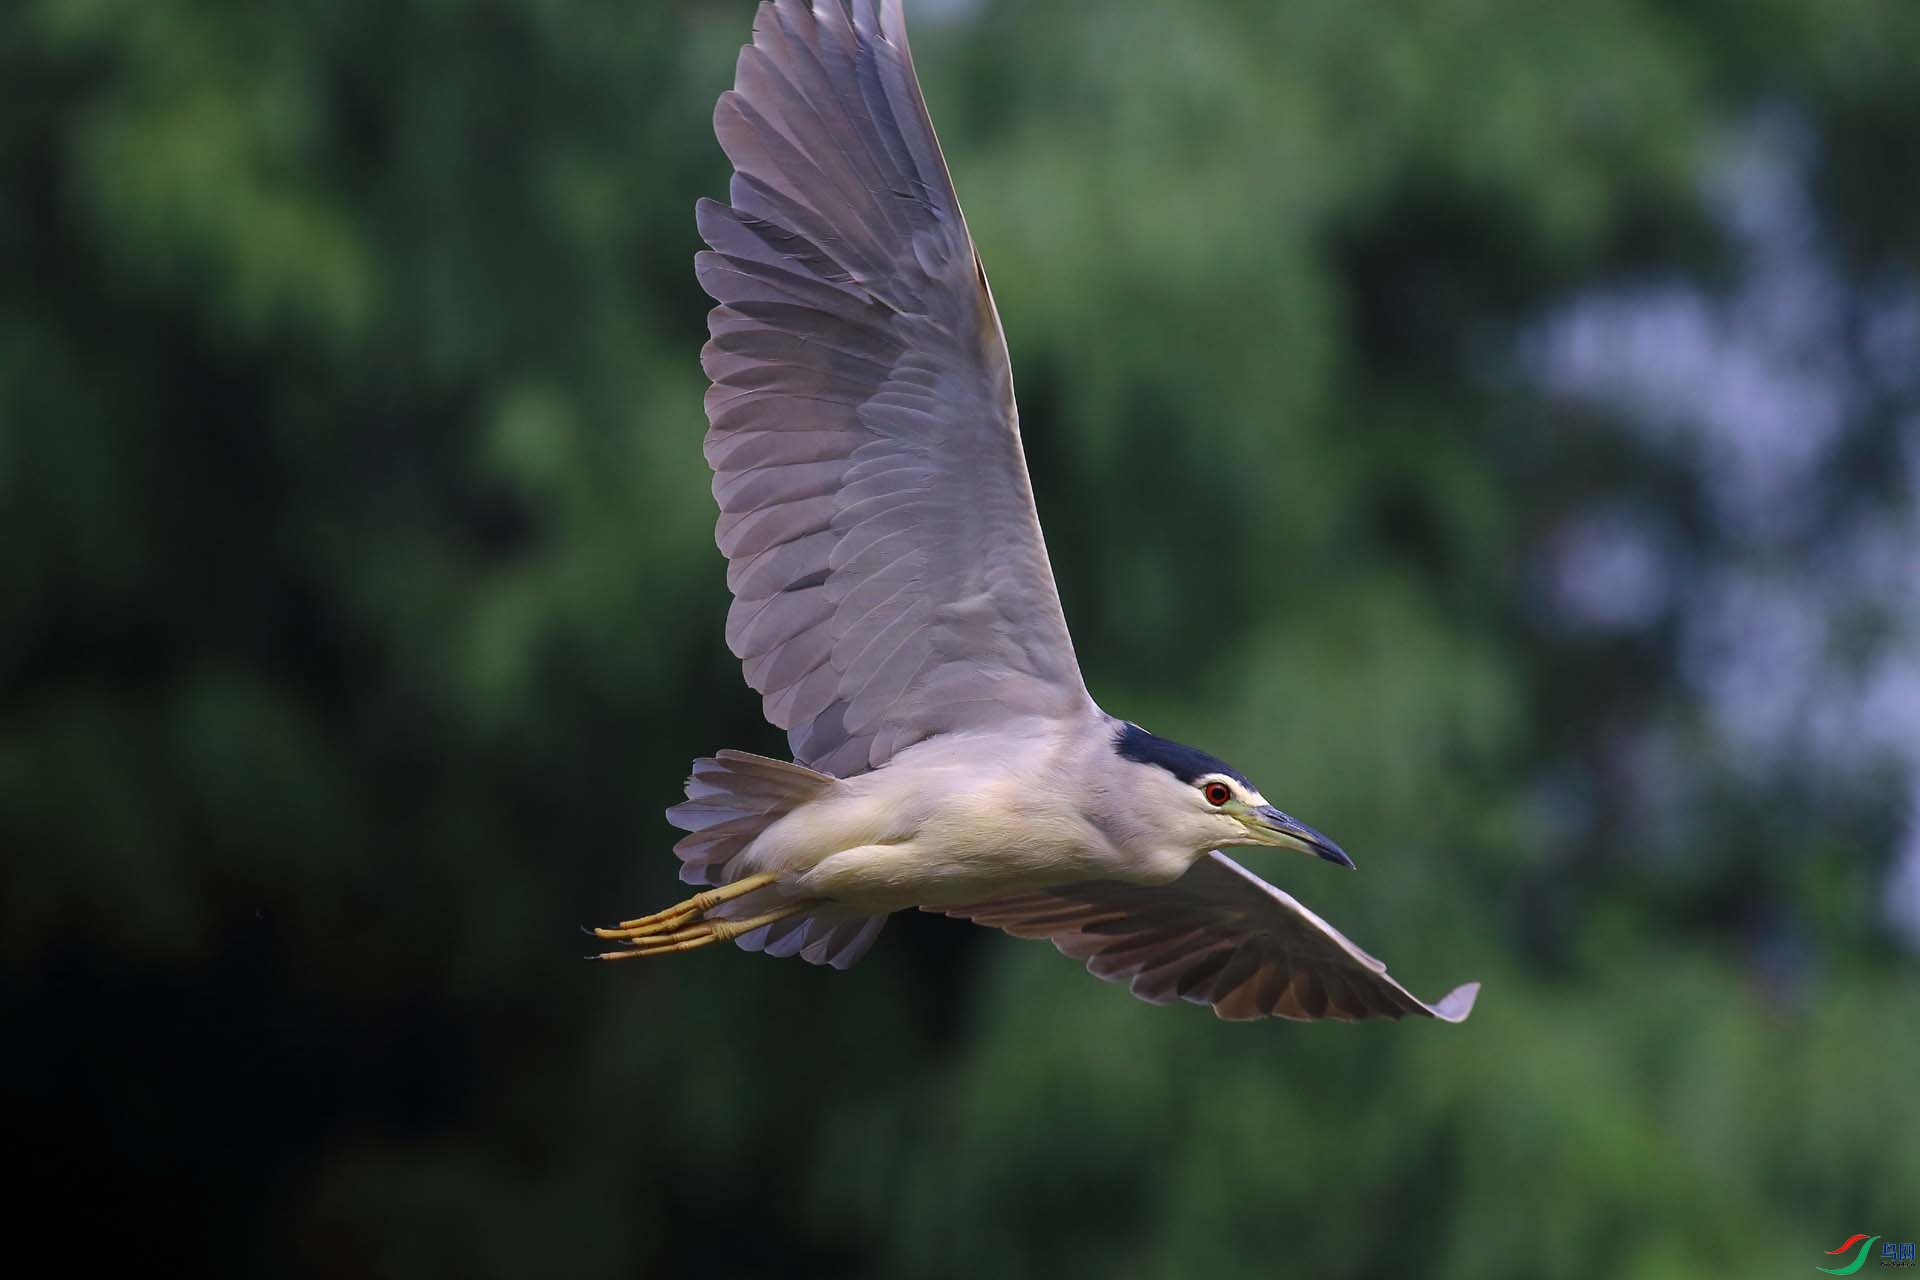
{"left": 666, "top": 749, "right": 833, "bottom": 885}
{"left": 664, "top": 750, "right": 884, "bottom": 969}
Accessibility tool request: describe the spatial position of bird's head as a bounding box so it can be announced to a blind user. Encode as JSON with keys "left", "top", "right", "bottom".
{"left": 1108, "top": 721, "right": 1355, "bottom": 868}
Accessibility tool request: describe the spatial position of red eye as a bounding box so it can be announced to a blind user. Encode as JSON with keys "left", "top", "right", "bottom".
{"left": 1203, "top": 782, "right": 1231, "bottom": 806}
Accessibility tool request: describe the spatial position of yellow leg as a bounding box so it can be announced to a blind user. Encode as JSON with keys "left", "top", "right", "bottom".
{"left": 587, "top": 902, "right": 812, "bottom": 962}
{"left": 594, "top": 870, "right": 781, "bottom": 941}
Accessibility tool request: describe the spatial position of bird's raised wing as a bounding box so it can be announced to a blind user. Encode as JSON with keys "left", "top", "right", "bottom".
{"left": 935, "top": 852, "right": 1480, "bottom": 1023}
{"left": 695, "top": 0, "right": 1092, "bottom": 777}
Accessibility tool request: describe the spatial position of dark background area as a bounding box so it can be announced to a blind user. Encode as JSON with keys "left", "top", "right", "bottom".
{"left": 4, "top": 0, "right": 1918, "bottom": 1275}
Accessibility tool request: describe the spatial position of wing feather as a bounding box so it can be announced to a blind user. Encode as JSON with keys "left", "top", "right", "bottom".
{"left": 935, "top": 852, "right": 1480, "bottom": 1024}
{"left": 697, "top": 0, "right": 1092, "bottom": 776}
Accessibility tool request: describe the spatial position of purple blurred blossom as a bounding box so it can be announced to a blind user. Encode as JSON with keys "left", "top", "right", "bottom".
{"left": 1517, "top": 110, "right": 1920, "bottom": 947}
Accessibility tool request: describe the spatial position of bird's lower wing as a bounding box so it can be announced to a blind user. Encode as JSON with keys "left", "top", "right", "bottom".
{"left": 933, "top": 851, "right": 1478, "bottom": 1023}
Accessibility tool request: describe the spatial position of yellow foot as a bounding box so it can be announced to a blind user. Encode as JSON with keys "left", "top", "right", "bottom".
{"left": 585, "top": 904, "right": 810, "bottom": 962}
{"left": 585, "top": 872, "right": 813, "bottom": 962}
{"left": 592, "top": 870, "right": 782, "bottom": 941}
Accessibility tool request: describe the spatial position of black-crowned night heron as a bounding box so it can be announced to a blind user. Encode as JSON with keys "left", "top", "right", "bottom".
{"left": 591, "top": 0, "right": 1478, "bottom": 1024}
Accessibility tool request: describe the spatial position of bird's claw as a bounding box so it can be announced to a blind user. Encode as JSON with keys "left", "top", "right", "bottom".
{"left": 584, "top": 871, "right": 806, "bottom": 962}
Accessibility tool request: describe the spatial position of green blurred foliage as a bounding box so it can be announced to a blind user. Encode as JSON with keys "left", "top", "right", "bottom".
{"left": 3, "top": 0, "right": 1917, "bottom": 1276}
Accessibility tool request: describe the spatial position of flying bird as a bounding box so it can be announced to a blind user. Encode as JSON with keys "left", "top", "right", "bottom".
{"left": 591, "top": 0, "right": 1478, "bottom": 1024}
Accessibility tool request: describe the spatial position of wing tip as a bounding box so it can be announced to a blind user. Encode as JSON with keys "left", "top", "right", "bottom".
{"left": 1428, "top": 981, "right": 1480, "bottom": 1023}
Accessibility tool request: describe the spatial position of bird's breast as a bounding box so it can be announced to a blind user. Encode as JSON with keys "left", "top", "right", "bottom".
{"left": 897, "top": 778, "right": 1144, "bottom": 897}
{"left": 744, "top": 745, "right": 1181, "bottom": 910}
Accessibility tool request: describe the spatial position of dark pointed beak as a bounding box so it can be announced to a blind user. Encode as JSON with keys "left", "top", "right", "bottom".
{"left": 1251, "top": 806, "right": 1356, "bottom": 869}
